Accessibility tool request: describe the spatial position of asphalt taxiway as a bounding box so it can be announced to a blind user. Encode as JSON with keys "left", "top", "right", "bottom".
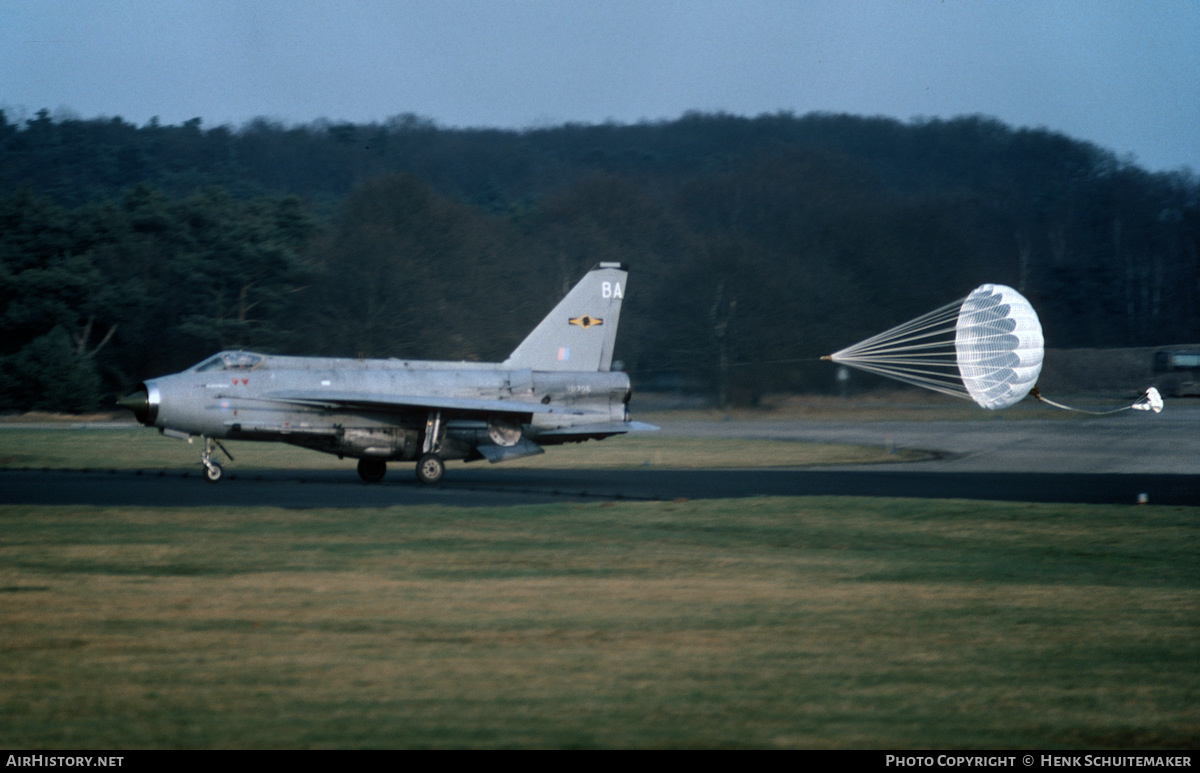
{"left": 654, "top": 403, "right": 1200, "bottom": 475}
{"left": 2, "top": 404, "right": 1197, "bottom": 507}
{"left": 3, "top": 466, "right": 1197, "bottom": 507}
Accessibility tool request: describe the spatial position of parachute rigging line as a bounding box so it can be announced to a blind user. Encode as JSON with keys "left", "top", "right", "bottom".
{"left": 1031, "top": 385, "right": 1164, "bottom": 415}
{"left": 824, "top": 284, "right": 1044, "bottom": 410}
{"left": 825, "top": 283, "right": 1163, "bottom": 414}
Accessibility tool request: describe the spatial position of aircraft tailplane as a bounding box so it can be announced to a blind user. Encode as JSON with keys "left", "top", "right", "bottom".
{"left": 503, "top": 262, "right": 627, "bottom": 372}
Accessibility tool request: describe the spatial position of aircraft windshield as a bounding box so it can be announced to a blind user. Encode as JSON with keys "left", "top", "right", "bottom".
{"left": 193, "top": 352, "right": 264, "bottom": 372}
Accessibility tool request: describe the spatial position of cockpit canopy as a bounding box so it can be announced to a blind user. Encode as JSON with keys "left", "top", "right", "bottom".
{"left": 191, "top": 351, "right": 265, "bottom": 372}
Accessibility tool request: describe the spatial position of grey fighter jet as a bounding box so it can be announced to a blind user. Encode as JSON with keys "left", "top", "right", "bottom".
{"left": 118, "top": 263, "right": 654, "bottom": 484}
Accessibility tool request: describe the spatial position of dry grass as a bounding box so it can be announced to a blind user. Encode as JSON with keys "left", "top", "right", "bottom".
{"left": 0, "top": 426, "right": 924, "bottom": 472}
{"left": 2, "top": 498, "right": 1197, "bottom": 748}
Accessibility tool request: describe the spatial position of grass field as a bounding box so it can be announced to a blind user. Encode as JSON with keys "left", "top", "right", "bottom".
{"left": 0, "top": 426, "right": 927, "bottom": 472}
{"left": 2, "top": 497, "right": 1197, "bottom": 749}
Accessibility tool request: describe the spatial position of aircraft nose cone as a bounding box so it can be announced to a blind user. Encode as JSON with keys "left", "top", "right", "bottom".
{"left": 117, "top": 390, "right": 150, "bottom": 422}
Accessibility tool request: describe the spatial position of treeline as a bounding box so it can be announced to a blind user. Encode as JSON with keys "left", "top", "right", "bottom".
{"left": 2, "top": 109, "right": 1198, "bottom": 410}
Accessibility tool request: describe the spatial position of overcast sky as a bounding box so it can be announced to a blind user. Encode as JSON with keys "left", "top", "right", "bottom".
{"left": 3, "top": 0, "right": 1197, "bottom": 172}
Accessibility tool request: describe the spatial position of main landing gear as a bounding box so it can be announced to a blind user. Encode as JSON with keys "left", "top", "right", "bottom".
{"left": 355, "top": 455, "right": 443, "bottom": 485}
{"left": 415, "top": 410, "right": 445, "bottom": 485}
{"left": 200, "top": 437, "right": 234, "bottom": 484}
{"left": 356, "top": 454, "right": 444, "bottom": 485}
{"left": 416, "top": 454, "right": 445, "bottom": 485}
{"left": 357, "top": 411, "right": 447, "bottom": 485}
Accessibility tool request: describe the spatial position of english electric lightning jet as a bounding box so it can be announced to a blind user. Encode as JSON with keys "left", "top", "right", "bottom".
{"left": 118, "top": 263, "right": 654, "bottom": 484}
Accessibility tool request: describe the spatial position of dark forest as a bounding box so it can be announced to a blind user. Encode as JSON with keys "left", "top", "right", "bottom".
{"left": 2, "top": 109, "right": 1197, "bottom": 410}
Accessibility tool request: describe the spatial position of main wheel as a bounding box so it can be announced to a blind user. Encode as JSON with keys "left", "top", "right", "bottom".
{"left": 415, "top": 454, "right": 445, "bottom": 485}
{"left": 203, "top": 462, "right": 223, "bottom": 483}
{"left": 357, "top": 458, "right": 387, "bottom": 483}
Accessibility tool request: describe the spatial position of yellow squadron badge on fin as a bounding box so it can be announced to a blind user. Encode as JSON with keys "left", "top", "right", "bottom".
{"left": 569, "top": 315, "right": 603, "bottom": 329}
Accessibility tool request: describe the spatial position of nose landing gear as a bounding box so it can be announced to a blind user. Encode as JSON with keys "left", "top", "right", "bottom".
{"left": 200, "top": 437, "right": 234, "bottom": 483}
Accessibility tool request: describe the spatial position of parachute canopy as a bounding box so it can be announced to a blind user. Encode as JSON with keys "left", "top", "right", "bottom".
{"left": 956, "top": 284, "right": 1045, "bottom": 409}
{"left": 827, "top": 284, "right": 1044, "bottom": 410}
{"left": 1131, "top": 386, "right": 1164, "bottom": 413}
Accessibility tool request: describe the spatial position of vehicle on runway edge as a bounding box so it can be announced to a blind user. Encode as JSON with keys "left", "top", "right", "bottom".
{"left": 118, "top": 263, "right": 655, "bottom": 484}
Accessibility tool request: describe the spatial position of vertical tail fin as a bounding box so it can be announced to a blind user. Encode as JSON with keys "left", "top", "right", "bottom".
{"left": 502, "top": 263, "right": 627, "bottom": 372}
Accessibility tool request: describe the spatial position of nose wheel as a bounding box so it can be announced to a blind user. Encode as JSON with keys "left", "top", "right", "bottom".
{"left": 200, "top": 437, "right": 234, "bottom": 484}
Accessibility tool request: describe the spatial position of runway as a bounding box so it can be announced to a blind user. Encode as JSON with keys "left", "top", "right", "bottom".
{"left": 653, "top": 402, "right": 1200, "bottom": 475}
{"left": 3, "top": 403, "right": 1197, "bottom": 507}
{"left": 3, "top": 465, "right": 1198, "bottom": 507}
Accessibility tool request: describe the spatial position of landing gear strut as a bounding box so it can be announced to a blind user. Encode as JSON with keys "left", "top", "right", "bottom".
{"left": 201, "top": 437, "right": 234, "bottom": 483}
{"left": 416, "top": 411, "right": 445, "bottom": 485}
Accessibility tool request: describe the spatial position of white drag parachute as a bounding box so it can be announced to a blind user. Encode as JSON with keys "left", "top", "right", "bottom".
{"left": 826, "top": 284, "right": 1043, "bottom": 410}
{"left": 955, "top": 284, "right": 1045, "bottom": 409}
{"left": 826, "top": 283, "right": 1163, "bottom": 415}
{"left": 1133, "top": 386, "right": 1165, "bottom": 413}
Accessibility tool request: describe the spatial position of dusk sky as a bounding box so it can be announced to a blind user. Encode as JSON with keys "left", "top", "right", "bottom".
{"left": 3, "top": 0, "right": 1198, "bottom": 172}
